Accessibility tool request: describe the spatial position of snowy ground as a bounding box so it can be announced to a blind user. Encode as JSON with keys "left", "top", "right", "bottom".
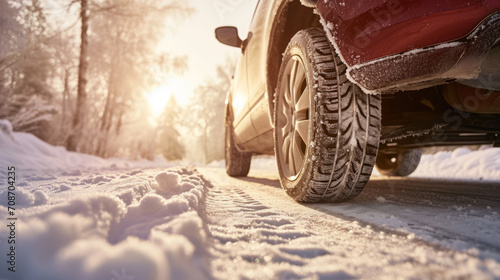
{"left": 1, "top": 121, "right": 500, "bottom": 279}
{"left": 201, "top": 167, "right": 500, "bottom": 279}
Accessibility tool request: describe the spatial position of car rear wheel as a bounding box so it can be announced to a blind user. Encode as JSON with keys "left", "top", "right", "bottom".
{"left": 274, "top": 28, "right": 382, "bottom": 202}
{"left": 225, "top": 106, "right": 252, "bottom": 177}
{"left": 376, "top": 149, "right": 422, "bottom": 177}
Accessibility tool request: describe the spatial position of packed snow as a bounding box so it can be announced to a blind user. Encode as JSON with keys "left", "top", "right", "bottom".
{"left": 1, "top": 120, "right": 211, "bottom": 279}
{"left": 201, "top": 168, "right": 500, "bottom": 279}
{"left": 409, "top": 147, "right": 500, "bottom": 180}
{"left": 0, "top": 119, "right": 172, "bottom": 175}
{"left": 0, "top": 167, "right": 212, "bottom": 280}
{"left": 1, "top": 121, "right": 500, "bottom": 279}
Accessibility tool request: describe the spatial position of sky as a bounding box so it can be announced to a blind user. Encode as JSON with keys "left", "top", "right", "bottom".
{"left": 40, "top": 0, "right": 260, "bottom": 118}
{"left": 157, "top": 0, "right": 260, "bottom": 105}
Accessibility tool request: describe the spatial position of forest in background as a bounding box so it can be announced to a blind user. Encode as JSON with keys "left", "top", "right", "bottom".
{"left": 0, "top": 0, "right": 229, "bottom": 164}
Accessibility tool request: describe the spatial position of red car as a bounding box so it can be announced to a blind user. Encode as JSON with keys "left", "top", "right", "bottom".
{"left": 215, "top": 0, "right": 500, "bottom": 202}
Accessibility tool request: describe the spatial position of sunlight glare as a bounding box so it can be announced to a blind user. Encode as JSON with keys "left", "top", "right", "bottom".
{"left": 147, "top": 76, "right": 191, "bottom": 117}
{"left": 233, "top": 94, "right": 246, "bottom": 116}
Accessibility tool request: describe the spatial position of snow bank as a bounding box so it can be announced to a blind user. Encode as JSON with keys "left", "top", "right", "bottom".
{"left": 409, "top": 147, "right": 500, "bottom": 180}
{"left": 0, "top": 188, "right": 48, "bottom": 208}
{"left": 0, "top": 119, "right": 171, "bottom": 174}
{"left": 0, "top": 168, "right": 211, "bottom": 280}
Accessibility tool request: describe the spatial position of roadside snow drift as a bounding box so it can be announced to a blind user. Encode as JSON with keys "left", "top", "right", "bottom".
{"left": 0, "top": 119, "right": 171, "bottom": 174}
{"left": 0, "top": 168, "right": 212, "bottom": 280}
{"left": 410, "top": 147, "right": 500, "bottom": 180}
{"left": 0, "top": 120, "right": 210, "bottom": 279}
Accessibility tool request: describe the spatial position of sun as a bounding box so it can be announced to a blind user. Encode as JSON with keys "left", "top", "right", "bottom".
{"left": 147, "top": 75, "right": 191, "bottom": 117}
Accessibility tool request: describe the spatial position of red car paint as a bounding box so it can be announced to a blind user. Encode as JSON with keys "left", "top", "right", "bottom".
{"left": 317, "top": 0, "right": 500, "bottom": 66}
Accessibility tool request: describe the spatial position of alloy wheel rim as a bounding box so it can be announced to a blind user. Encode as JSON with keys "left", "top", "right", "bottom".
{"left": 277, "top": 56, "right": 310, "bottom": 180}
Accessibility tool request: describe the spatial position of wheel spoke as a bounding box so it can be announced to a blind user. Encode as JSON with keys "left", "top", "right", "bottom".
{"left": 295, "top": 87, "right": 309, "bottom": 114}
{"left": 295, "top": 120, "right": 309, "bottom": 144}
{"left": 284, "top": 74, "right": 292, "bottom": 105}
{"left": 282, "top": 134, "right": 292, "bottom": 163}
{"left": 277, "top": 55, "right": 311, "bottom": 179}
{"left": 281, "top": 101, "right": 290, "bottom": 122}
{"left": 293, "top": 65, "right": 305, "bottom": 102}
{"left": 288, "top": 136, "right": 296, "bottom": 174}
{"left": 292, "top": 133, "right": 304, "bottom": 173}
{"left": 281, "top": 126, "right": 288, "bottom": 139}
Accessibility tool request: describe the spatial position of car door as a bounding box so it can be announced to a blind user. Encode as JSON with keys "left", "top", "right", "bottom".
{"left": 242, "top": 0, "right": 275, "bottom": 153}
{"left": 232, "top": 50, "right": 258, "bottom": 147}
{"left": 231, "top": 0, "right": 273, "bottom": 152}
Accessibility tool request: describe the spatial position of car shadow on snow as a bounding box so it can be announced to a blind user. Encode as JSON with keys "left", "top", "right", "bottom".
{"left": 238, "top": 176, "right": 282, "bottom": 189}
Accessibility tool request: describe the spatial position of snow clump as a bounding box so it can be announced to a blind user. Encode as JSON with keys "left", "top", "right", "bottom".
{"left": 0, "top": 168, "right": 211, "bottom": 280}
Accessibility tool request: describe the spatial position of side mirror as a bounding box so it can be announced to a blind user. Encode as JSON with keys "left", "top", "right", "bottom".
{"left": 215, "top": 26, "right": 242, "bottom": 48}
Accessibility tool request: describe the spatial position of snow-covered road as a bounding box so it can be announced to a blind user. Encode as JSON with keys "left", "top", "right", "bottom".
{"left": 1, "top": 123, "right": 500, "bottom": 279}
{"left": 201, "top": 167, "right": 500, "bottom": 279}
{"left": 0, "top": 164, "right": 499, "bottom": 279}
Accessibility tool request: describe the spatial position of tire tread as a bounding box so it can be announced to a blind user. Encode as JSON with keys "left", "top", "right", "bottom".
{"left": 280, "top": 28, "right": 381, "bottom": 202}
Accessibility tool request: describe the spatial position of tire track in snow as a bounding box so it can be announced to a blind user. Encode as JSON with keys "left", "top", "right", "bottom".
{"left": 200, "top": 167, "right": 500, "bottom": 279}
{"left": 0, "top": 168, "right": 213, "bottom": 280}
{"left": 319, "top": 177, "right": 500, "bottom": 260}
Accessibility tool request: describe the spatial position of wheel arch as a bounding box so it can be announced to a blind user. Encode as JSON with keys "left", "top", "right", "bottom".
{"left": 266, "top": 0, "right": 321, "bottom": 123}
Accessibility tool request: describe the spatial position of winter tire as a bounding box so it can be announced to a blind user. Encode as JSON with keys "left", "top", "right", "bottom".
{"left": 376, "top": 149, "right": 422, "bottom": 177}
{"left": 225, "top": 106, "right": 252, "bottom": 177}
{"left": 274, "top": 28, "right": 382, "bottom": 202}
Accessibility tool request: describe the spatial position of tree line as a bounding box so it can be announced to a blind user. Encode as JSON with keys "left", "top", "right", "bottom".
{"left": 1, "top": 0, "right": 231, "bottom": 164}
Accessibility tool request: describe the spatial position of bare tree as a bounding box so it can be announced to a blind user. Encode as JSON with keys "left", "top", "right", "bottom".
{"left": 0, "top": 0, "right": 57, "bottom": 138}
{"left": 57, "top": 0, "right": 192, "bottom": 155}
{"left": 188, "top": 57, "right": 236, "bottom": 163}
{"left": 1, "top": 0, "right": 193, "bottom": 160}
{"left": 51, "top": 32, "right": 78, "bottom": 139}
{"left": 66, "top": 0, "right": 89, "bottom": 151}
{"left": 89, "top": 0, "right": 191, "bottom": 157}
{"left": 157, "top": 95, "right": 185, "bottom": 161}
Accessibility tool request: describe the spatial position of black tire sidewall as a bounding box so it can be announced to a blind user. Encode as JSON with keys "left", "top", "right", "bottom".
{"left": 225, "top": 105, "right": 251, "bottom": 176}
